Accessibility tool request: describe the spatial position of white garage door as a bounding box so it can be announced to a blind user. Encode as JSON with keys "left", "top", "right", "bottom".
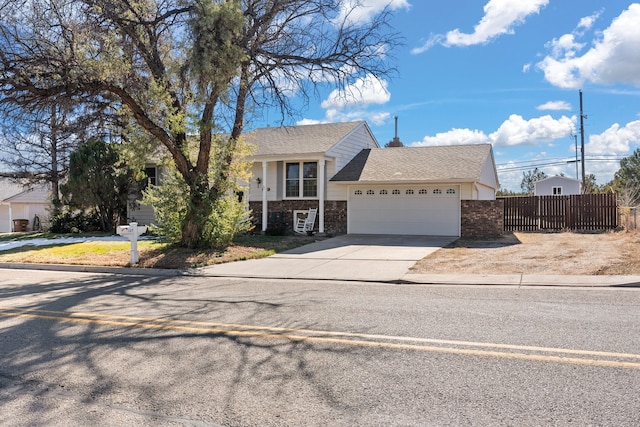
{"left": 348, "top": 185, "right": 460, "bottom": 236}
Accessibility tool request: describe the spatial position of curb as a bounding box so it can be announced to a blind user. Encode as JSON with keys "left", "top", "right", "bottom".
{"left": 0, "top": 262, "right": 187, "bottom": 277}
{"left": 2, "top": 262, "right": 640, "bottom": 287}
{"left": 402, "top": 273, "right": 640, "bottom": 287}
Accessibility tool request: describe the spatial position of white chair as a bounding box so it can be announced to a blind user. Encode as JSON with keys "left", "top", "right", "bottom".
{"left": 294, "top": 208, "right": 317, "bottom": 235}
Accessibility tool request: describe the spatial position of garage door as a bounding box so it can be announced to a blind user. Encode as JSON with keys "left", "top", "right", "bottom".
{"left": 348, "top": 185, "right": 460, "bottom": 236}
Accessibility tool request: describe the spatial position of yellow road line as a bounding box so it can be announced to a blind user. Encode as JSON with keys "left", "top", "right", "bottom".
{"left": 1, "top": 306, "right": 639, "bottom": 370}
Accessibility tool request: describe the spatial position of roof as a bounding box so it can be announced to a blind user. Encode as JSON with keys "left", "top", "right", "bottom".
{"left": 534, "top": 176, "right": 581, "bottom": 184}
{"left": 331, "top": 144, "right": 494, "bottom": 183}
{"left": 0, "top": 178, "right": 29, "bottom": 202}
{"left": 0, "top": 178, "right": 50, "bottom": 203}
{"left": 247, "top": 121, "right": 372, "bottom": 157}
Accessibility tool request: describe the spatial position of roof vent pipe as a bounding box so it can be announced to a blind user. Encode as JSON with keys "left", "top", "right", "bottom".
{"left": 387, "top": 116, "right": 404, "bottom": 147}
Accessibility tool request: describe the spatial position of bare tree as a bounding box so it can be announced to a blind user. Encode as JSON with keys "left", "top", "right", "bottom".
{"left": 0, "top": 0, "right": 400, "bottom": 247}
{"left": 520, "top": 168, "right": 547, "bottom": 195}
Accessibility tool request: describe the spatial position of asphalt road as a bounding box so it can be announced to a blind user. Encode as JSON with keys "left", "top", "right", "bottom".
{"left": 1, "top": 268, "right": 639, "bottom": 426}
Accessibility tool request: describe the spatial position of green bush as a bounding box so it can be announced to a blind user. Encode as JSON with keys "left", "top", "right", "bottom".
{"left": 143, "top": 169, "right": 251, "bottom": 247}
{"left": 50, "top": 210, "right": 103, "bottom": 233}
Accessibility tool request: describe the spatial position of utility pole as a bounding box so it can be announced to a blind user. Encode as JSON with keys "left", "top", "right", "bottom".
{"left": 579, "top": 90, "right": 586, "bottom": 192}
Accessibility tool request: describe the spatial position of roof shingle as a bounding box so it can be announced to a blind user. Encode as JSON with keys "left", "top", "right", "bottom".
{"left": 331, "top": 144, "right": 493, "bottom": 183}
{"left": 247, "top": 121, "right": 367, "bottom": 157}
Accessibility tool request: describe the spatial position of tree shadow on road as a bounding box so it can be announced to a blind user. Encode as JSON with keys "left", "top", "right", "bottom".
{"left": 0, "top": 272, "right": 379, "bottom": 425}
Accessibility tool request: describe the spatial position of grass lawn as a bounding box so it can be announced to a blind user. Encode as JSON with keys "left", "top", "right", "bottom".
{"left": 0, "top": 233, "right": 325, "bottom": 269}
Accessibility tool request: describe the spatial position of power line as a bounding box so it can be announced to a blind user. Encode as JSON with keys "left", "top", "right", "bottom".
{"left": 497, "top": 157, "right": 623, "bottom": 173}
{"left": 496, "top": 155, "right": 622, "bottom": 168}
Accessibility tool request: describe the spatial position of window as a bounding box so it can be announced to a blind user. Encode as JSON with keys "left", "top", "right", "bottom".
{"left": 406, "top": 189, "right": 414, "bottom": 195}
{"left": 144, "top": 167, "right": 157, "bottom": 186}
{"left": 446, "top": 188, "right": 456, "bottom": 194}
{"left": 366, "top": 189, "right": 375, "bottom": 195}
{"left": 380, "top": 189, "right": 388, "bottom": 195}
{"left": 392, "top": 189, "right": 400, "bottom": 195}
{"left": 354, "top": 190, "right": 362, "bottom": 195}
{"left": 552, "top": 186, "right": 562, "bottom": 195}
{"left": 286, "top": 162, "right": 317, "bottom": 198}
{"left": 433, "top": 189, "right": 442, "bottom": 194}
{"left": 419, "top": 189, "right": 428, "bottom": 195}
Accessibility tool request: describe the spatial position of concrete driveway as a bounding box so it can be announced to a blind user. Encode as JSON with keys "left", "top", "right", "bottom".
{"left": 199, "top": 234, "right": 457, "bottom": 282}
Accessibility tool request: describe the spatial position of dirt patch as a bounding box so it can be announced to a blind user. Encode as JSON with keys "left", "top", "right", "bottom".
{"left": 411, "top": 231, "right": 640, "bottom": 275}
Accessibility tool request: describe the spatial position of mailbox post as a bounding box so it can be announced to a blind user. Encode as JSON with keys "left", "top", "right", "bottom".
{"left": 116, "top": 222, "right": 148, "bottom": 264}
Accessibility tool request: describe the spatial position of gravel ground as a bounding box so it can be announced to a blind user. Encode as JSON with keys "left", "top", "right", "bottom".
{"left": 410, "top": 231, "right": 640, "bottom": 275}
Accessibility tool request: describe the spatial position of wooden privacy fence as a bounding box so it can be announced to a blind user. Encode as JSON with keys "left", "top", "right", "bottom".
{"left": 500, "top": 194, "right": 618, "bottom": 231}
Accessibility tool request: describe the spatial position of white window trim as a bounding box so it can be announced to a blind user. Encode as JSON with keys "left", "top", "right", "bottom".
{"left": 552, "top": 186, "right": 563, "bottom": 195}
{"left": 284, "top": 161, "right": 318, "bottom": 199}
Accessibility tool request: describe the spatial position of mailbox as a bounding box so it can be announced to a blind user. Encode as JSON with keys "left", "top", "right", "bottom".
{"left": 116, "top": 222, "right": 148, "bottom": 264}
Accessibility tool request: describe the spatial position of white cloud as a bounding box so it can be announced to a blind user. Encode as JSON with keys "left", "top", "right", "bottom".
{"left": 586, "top": 120, "right": 640, "bottom": 155}
{"left": 298, "top": 110, "right": 390, "bottom": 126}
{"left": 413, "top": 0, "right": 548, "bottom": 53}
{"left": 409, "top": 115, "right": 640, "bottom": 190}
{"left": 321, "top": 74, "right": 390, "bottom": 109}
{"left": 411, "top": 35, "right": 444, "bottom": 55}
{"left": 296, "top": 118, "right": 323, "bottom": 126}
{"left": 537, "top": 101, "right": 571, "bottom": 111}
{"left": 336, "top": 0, "right": 410, "bottom": 26}
{"left": 537, "top": 4, "right": 640, "bottom": 88}
{"left": 489, "top": 114, "right": 575, "bottom": 146}
{"left": 300, "top": 74, "right": 392, "bottom": 126}
{"left": 411, "top": 114, "right": 576, "bottom": 148}
{"left": 577, "top": 10, "right": 603, "bottom": 33}
{"left": 412, "top": 128, "right": 488, "bottom": 146}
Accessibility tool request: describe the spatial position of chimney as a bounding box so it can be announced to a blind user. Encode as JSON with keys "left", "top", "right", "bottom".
{"left": 387, "top": 116, "right": 404, "bottom": 147}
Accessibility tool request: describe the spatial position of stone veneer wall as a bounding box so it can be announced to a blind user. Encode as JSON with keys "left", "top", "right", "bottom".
{"left": 249, "top": 200, "right": 347, "bottom": 235}
{"left": 460, "top": 199, "right": 504, "bottom": 238}
{"left": 250, "top": 199, "right": 503, "bottom": 238}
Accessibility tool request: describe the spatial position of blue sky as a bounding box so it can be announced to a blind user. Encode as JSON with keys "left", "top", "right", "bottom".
{"left": 256, "top": 0, "right": 640, "bottom": 192}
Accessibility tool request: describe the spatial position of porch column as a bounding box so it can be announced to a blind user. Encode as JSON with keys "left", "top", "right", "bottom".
{"left": 8, "top": 204, "right": 13, "bottom": 232}
{"left": 262, "top": 160, "right": 268, "bottom": 232}
{"left": 318, "top": 158, "right": 325, "bottom": 233}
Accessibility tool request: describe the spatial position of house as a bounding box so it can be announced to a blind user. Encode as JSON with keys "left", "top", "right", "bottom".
{"left": 129, "top": 121, "right": 500, "bottom": 237}
{"left": 0, "top": 178, "right": 51, "bottom": 232}
{"left": 534, "top": 176, "right": 581, "bottom": 196}
{"left": 246, "top": 121, "right": 499, "bottom": 237}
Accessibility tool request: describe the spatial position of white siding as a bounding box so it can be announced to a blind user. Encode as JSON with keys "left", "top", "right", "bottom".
{"left": 0, "top": 202, "right": 50, "bottom": 232}
{"left": 248, "top": 162, "right": 280, "bottom": 202}
{"left": 459, "top": 183, "right": 475, "bottom": 200}
{"left": 0, "top": 205, "right": 11, "bottom": 233}
{"left": 479, "top": 154, "right": 499, "bottom": 192}
{"left": 128, "top": 204, "right": 155, "bottom": 226}
{"left": 534, "top": 177, "right": 581, "bottom": 196}
{"left": 476, "top": 183, "right": 497, "bottom": 200}
{"left": 326, "top": 124, "right": 378, "bottom": 172}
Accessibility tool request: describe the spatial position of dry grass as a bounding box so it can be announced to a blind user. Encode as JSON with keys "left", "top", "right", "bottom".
{"left": 0, "top": 234, "right": 324, "bottom": 269}
{"left": 411, "top": 230, "right": 640, "bottom": 275}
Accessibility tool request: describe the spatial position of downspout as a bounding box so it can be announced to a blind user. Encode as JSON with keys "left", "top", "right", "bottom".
{"left": 319, "top": 158, "right": 325, "bottom": 233}
{"left": 262, "top": 161, "right": 268, "bottom": 232}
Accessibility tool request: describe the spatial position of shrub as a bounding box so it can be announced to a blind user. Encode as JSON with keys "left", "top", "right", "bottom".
{"left": 143, "top": 169, "right": 251, "bottom": 247}
{"left": 50, "top": 210, "right": 103, "bottom": 233}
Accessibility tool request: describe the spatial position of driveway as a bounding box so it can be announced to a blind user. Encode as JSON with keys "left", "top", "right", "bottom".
{"left": 199, "top": 234, "right": 457, "bottom": 282}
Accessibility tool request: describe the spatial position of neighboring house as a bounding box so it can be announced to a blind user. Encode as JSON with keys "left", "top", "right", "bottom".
{"left": 247, "top": 121, "right": 499, "bottom": 237}
{"left": 127, "top": 165, "right": 162, "bottom": 226}
{"left": 0, "top": 178, "right": 51, "bottom": 232}
{"left": 534, "top": 176, "right": 581, "bottom": 196}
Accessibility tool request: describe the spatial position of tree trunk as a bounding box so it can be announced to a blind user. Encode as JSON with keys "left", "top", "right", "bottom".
{"left": 180, "top": 179, "right": 214, "bottom": 248}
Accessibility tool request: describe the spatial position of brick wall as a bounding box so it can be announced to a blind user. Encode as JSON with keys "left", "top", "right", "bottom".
{"left": 249, "top": 200, "right": 347, "bottom": 235}
{"left": 250, "top": 199, "right": 503, "bottom": 238}
{"left": 460, "top": 199, "right": 504, "bottom": 238}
